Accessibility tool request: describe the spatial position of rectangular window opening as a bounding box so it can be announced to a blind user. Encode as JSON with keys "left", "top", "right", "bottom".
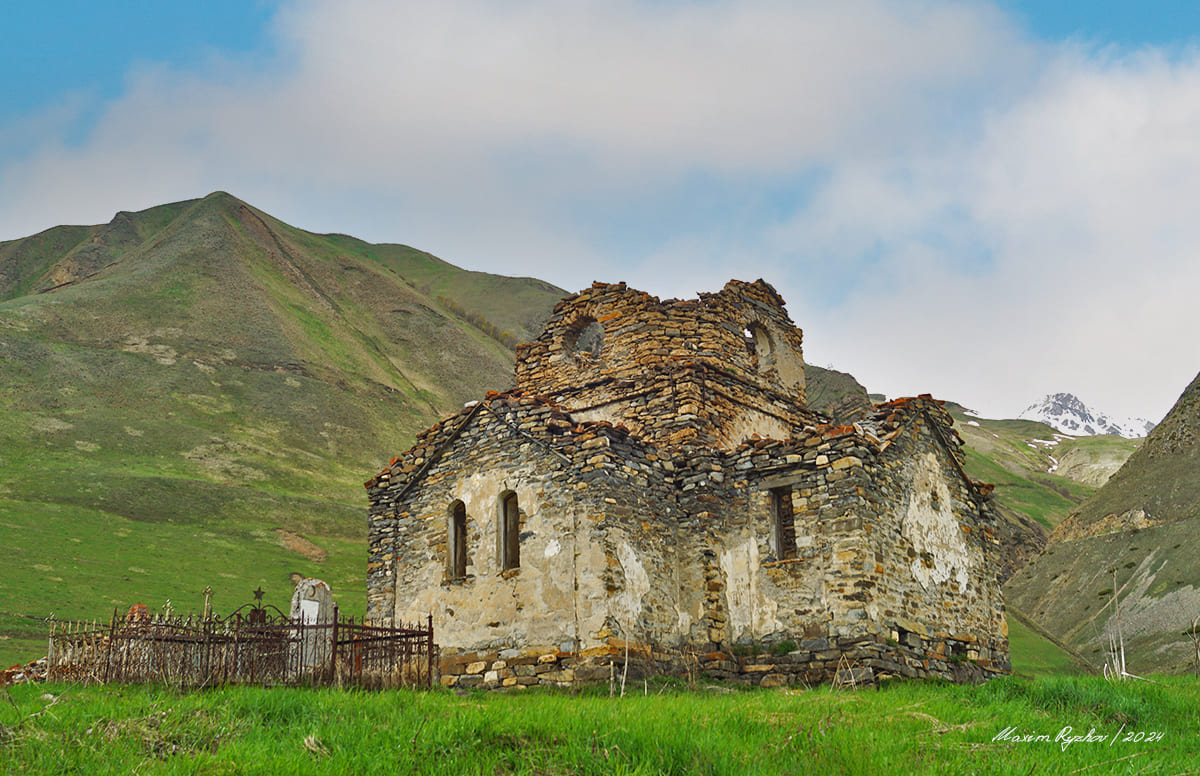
{"left": 501, "top": 493, "right": 521, "bottom": 571}
{"left": 770, "top": 486, "right": 796, "bottom": 560}
{"left": 450, "top": 501, "right": 467, "bottom": 580}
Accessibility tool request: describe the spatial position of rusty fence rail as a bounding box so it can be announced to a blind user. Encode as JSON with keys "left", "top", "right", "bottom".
{"left": 47, "top": 607, "right": 436, "bottom": 688}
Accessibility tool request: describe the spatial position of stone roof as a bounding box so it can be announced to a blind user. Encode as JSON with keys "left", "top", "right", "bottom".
{"left": 365, "top": 389, "right": 646, "bottom": 494}
{"left": 367, "top": 389, "right": 994, "bottom": 507}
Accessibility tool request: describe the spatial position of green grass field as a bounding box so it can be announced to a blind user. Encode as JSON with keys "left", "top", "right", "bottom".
{"left": 0, "top": 497, "right": 366, "bottom": 667}
{"left": 3, "top": 675, "right": 1196, "bottom": 775}
{"left": 1005, "top": 609, "right": 1094, "bottom": 680}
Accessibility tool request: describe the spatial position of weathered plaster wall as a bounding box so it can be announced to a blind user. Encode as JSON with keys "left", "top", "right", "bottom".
{"left": 687, "top": 397, "right": 1009, "bottom": 677}
{"left": 380, "top": 433, "right": 582, "bottom": 649}
{"left": 367, "top": 393, "right": 687, "bottom": 657}
{"left": 861, "top": 399, "right": 1010, "bottom": 672}
{"left": 366, "top": 280, "right": 1011, "bottom": 688}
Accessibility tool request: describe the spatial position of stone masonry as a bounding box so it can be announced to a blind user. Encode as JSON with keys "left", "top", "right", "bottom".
{"left": 366, "top": 280, "right": 1011, "bottom": 689}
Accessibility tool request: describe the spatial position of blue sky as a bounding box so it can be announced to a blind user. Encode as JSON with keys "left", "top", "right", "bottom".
{"left": 3, "top": 0, "right": 1200, "bottom": 423}
{"left": 2, "top": 3, "right": 275, "bottom": 122}
{"left": 998, "top": 0, "right": 1200, "bottom": 46}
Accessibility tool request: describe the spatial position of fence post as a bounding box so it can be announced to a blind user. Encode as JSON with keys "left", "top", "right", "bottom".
{"left": 330, "top": 604, "right": 339, "bottom": 685}
{"left": 203, "top": 612, "right": 213, "bottom": 687}
{"left": 46, "top": 620, "right": 56, "bottom": 680}
{"left": 427, "top": 612, "right": 434, "bottom": 687}
{"left": 103, "top": 608, "right": 117, "bottom": 684}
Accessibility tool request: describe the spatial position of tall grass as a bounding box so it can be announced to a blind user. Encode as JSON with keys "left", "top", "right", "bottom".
{"left": 2, "top": 675, "right": 1196, "bottom": 775}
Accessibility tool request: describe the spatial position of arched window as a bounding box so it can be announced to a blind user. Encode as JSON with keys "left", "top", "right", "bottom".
{"left": 769, "top": 486, "right": 796, "bottom": 560}
{"left": 744, "top": 322, "right": 775, "bottom": 373}
{"left": 499, "top": 491, "right": 520, "bottom": 571}
{"left": 448, "top": 500, "right": 468, "bottom": 579}
{"left": 564, "top": 316, "right": 604, "bottom": 360}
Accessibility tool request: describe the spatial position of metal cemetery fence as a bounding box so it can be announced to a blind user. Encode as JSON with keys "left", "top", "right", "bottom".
{"left": 47, "top": 605, "right": 436, "bottom": 688}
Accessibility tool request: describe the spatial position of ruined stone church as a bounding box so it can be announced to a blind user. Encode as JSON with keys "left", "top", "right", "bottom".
{"left": 366, "top": 280, "right": 1010, "bottom": 688}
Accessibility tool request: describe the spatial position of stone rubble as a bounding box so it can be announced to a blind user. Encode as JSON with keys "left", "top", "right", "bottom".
{"left": 1, "top": 657, "right": 48, "bottom": 686}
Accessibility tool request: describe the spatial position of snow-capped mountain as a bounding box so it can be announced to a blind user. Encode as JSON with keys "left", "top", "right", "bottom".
{"left": 1018, "top": 393, "right": 1155, "bottom": 438}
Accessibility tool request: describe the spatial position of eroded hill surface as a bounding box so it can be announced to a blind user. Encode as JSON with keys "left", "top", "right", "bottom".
{"left": 1007, "top": 371, "right": 1200, "bottom": 674}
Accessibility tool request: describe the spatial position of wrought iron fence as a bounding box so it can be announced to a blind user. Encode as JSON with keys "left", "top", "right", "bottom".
{"left": 47, "top": 605, "right": 436, "bottom": 688}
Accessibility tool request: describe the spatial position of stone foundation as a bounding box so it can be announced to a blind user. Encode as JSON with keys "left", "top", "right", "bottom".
{"left": 437, "top": 630, "right": 1006, "bottom": 691}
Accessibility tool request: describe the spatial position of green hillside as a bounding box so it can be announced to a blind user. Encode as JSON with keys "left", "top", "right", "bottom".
{"left": 943, "top": 402, "right": 1139, "bottom": 529}
{"left": 1008, "top": 371, "right": 1200, "bottom": 675}
{"left": 941, "top": 403, "right": 1142, "bottom": 577}
{"left": 1066, "top": 371, "right": 1200, "bottom": 529}
{"left": 0, "top": 193, "right": 566, "bottom": 665}
{"left": 1005, "top": 607, "right": 1095, "bottom": 679}
{"left": 1052, "top": 434, "right": 1142, "bottom": 488}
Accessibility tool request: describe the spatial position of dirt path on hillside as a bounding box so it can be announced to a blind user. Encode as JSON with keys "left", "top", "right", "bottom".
{"left": 276, "top": 529, "right": 327, "bottom": 562}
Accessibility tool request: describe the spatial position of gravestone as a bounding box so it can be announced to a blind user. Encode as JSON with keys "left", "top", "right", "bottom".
{"left": 289, "top": 578, "right": 335, "bottom": 674}
{"left": 290, "top": 578, "right": 334, "bottom": 624}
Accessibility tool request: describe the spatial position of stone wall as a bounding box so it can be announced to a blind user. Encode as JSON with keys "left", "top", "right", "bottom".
{"left": 366, "top": 392, "right": 685, "bottom": 654}
{"left": 513, "top": 281, "right": 817, "bottom": 448}
{"left": 861, "top": 398, "right": 1009, "bottom": 673}
{"left": 366, "top": 280, "right": 1011, "bottom": 688}
{"left": 661, "top": 396, "right": 1010, "bottom": 678}
{"left": 436, "top": 630, "right": 999, "bottom": 691}
{"left": 367, "top": 393, "right": 1010, "bottom": 685}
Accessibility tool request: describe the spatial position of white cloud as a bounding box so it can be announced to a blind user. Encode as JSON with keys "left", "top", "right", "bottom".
{"left": 784, "top": 43, "right": 1200, "bottom": 421}
{"left": 266, "top": 0, "right": 1027, "bottom": 171}
{"left": 1, "top": 1, "right": 1198, "bottom": 423}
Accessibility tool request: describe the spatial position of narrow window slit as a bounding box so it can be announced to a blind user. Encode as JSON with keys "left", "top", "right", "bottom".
{"left": 449, "top": 500, "right": 468, "bottom": 580}
{"left": 500, "top": 491, "right": 520, "bottom": 571}
{"left": 770, "top": 486, "right": 796, "bottom": 560}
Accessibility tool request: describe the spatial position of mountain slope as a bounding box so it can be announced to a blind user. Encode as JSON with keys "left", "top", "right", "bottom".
{"left": 1006, "top": 370, "right": 1200, "bottom": 674}
{"left": 0, "top": 192, "right": 566, "bottom": 662}
{"left": 1058, "top": 372, "right": 1200, "bottom": 535}
{"left": 1019, "top": 392, "right": 1154, "bottom": 439}
{"left": 802, "top": 364, "right": 873, "bottom": 424}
